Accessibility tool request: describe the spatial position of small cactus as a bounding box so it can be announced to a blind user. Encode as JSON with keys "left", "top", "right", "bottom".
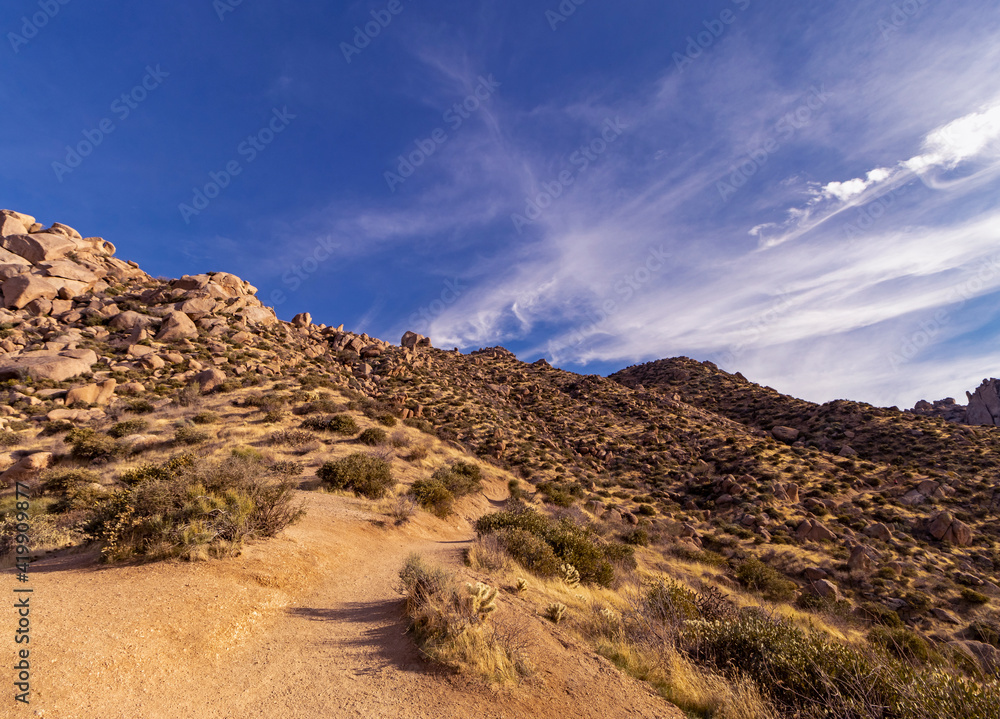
{"left": 516, "top": 577, "right": 528, "bottom": 594}
{"left": 546, "top": 602, "right": 567, "bottom": 624}
{"left": 466, "top": 581, "right": 498, "bottom": 620}
{"left": 560, "top": 563, "right": 581, "bottom": 588}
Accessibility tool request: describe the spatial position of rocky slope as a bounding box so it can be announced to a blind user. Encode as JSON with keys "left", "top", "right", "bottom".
{"left": 3, "top": 209, "right": 999, "bottom": 715}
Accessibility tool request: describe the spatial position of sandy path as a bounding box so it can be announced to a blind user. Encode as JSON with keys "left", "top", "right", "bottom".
{"left": 5, "top": 491, "right": 680, "bottom": 718}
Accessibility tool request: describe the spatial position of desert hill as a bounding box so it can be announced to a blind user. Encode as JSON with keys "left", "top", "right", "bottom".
{"left": 2, "top": 210, "right": 999, "bottom": 718}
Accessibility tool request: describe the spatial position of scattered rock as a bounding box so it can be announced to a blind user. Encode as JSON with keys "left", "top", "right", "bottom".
{"left": 156, "top": 311, "right": 199, "bottom": 341}
{"left": 401, "top": 331, "right": 431, "bottom": 350}
{"left": 771, "top": 426, "right": 800, "bottom": 443}
{"left": 0, "top": 349, "right": 97, "bottom": 382}
{"left": 65, "top": 379, "right": 116, "bottom": 407}
{"left": 0, "top": 451, "right": 52, "bottom": 486}
{"left": 194, "top": 368, "right": 227, "bottom": 393}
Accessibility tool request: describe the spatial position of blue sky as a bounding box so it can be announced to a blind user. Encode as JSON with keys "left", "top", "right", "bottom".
{"left": 3, "top": 0, "right": 1000, "bottom": 408}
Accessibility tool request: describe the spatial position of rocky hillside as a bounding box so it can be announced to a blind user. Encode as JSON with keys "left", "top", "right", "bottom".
{"left": 3, "top": 209, "right": 999, "bottom": 717}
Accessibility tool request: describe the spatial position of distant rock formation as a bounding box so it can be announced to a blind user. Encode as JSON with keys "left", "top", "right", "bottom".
{"left": 909, "top": 378, "right": 1000, "bottom": 427}
{"left": 965, "top": 379, "right": 1000, "bottom": 426}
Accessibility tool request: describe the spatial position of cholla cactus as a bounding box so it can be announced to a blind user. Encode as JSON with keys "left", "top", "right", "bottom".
{"left": 516, "top": 577, "right": 529, "bottom": 594}
{"left": 466, "top": 581, "right": 498, "bottom": 620}
{"left": 560, "top": 563, "right": 581, "bottom": 588}
{"left": 546, "top": 602, "right": 567, "bottom": 624}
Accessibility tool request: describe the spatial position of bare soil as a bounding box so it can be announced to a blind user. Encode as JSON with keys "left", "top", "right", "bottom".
{"left": 5, "top": 488, "right": 681, "bottom": 718}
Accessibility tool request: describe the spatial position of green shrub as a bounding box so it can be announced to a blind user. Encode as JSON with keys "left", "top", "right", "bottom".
{"left": 191, "top": 411, "right": 219, "bottom": 425}
{"left": 621, "top": 527, "right": 650, "bottom": 546}
{"left": 0, "top": 431, "right": 21, "bottom": 447}
{"left": 377, "top": 413, "right": 398, "bottom": 427}
{"left": 858, "top": 601, "right": 905, "bottom": 628}
{"left": 735, "top": 557, "right": 796, "bottom": 602}
{"left": 868, "top": 626, "right": 931, "bottom": 664}
{"left": 961, "top": 587, "right": 990, "bottom": 605}
{"left": 475, "top": 507, "right": 615, "bottom": 587}
{"left": 43, "top": 468, "right": 102, "bottom": 494}
{"left": 317, "top": 453, "right": 394, "bottom": 499}
{"left": 174, "top": 425, "right": 210, "bottom": 445}
{"left": 301, "top": 414, "right": 359, "bottom": 435}
{"left": 493, "top": 528, "right": 560, "bottom": 577}
{"left": 431, "top": 462, "right": 483, "bottom": 498}
{"left": 266, "top": 429, "right": 317, "bottom": 447}
{"left": 358, "top": 427, "right": 388, "bottom": 446}
{"left": 109, "top": 419, "right": 149, "bottom": 438}
{"left": 89, "top": 453, "right": 303, "bottom": 562}
{"left": 124, "top": 399, "right": 155, "bottom": 414}
{"left": 411, "top": 479, "right": 454, "bottom": 518}
{"left": 66, "top": 428, "right": 123, "bottom": 461}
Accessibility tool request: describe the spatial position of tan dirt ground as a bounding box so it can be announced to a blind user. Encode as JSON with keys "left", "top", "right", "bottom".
{"left": 4, "top": 486, "right": 682, "bottom": 719}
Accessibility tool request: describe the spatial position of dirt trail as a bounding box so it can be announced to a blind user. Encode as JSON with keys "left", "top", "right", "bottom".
{"left": 6, "top": 490, "right": 680, "bottom": 718}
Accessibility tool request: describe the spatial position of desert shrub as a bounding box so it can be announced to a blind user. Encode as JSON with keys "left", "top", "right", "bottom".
{"left": 174, "top": 424, "right": 210, "bottom": 445}
{"left": 475, "top": 506, "right": 615, "bottom": 586}
{"left": 66, "top": 428, "right": 123, "bottom": 461}
{"left": 119, "top": 454, "right": 196, "bottom": 485}
{"left": 316, "top": 452, "right": 394, "bottom": 499}
{"left": 88, "top": 453, "right": 303, "bottom": 562}
{"left": 109, "top": 419, "right": 148, "bottom": 438}
{"left": 41, "top": 419, "right": 74, "bottom": 435}
{"left": 735, "top": 557, "right": 796, "bottom": 602}
{"left": 377, "top": 413, "right": 398, "bottom": 427}
{"left": 388, "top": 431, "right": 410, "bottom": 449}
{"left": 622, "top": 527, "right": 650, "bottom": 546}
{"left": 399, "top": 554, "right": 527, "bottom": 682}
{"left": 261, "top": 410, "right": 284, "bottom": 424}
{"left": 294, "top": 398, "right": 342, "bottom": 415}
{"left": 301, "top": 414, "right": 359, "bottom": 435}
{"left": 967, "top": 618, "right": 1000, "bottom": 647}
{"left": 406, "top": 444, "right": 430, "bottom": 462}
{"left": 357, "top": 427, "right": 388, "bottom": 446}
{"left": 403, "top": 417, "right": 433, "bottom": 433}
{"left": 124, "top": 399, "right": 155, "bottom": 414}
{"left": 231, "top": 446, "right": 263, "bottom": 462}
{"left": 0, "top": 431, "right": 21, "bottom": 447}
{"left": 411, "top": 478, "right": 454, "bottom": 518}
{"left": 858, "top": 602, "right": 903, "bottom": 627}
{"left": 191, "top": 411, "right": 219, "bottom": 425}
{"left": 868, "top": 626, "right": 931, "bottom": 664}
{"left": 432, "top": 461, "right": 483, "bottom": 498}
{"left": 494, "top": 528, "right": 560, "bottom": 576}
{"left": 961, "top": 588, "right": 990, "bottom": 605}
{"left": 266, "top": 429, "right": 317, "bottom": 447}
{"left": 644, "top": 577, "right": 702, "bottom": 625}
{"left": 42, "top": 468, "right": 102, "bottom": 494}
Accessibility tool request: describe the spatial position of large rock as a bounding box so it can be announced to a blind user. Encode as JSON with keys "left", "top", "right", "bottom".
{"left": 928, "top": 511, "right": 974, "bottom": 546}
{"left": 1, "top": 274, "right": 61, "bottom": 309}
{"left": 0, "top": 452, "right": 52, "bottom": 486}
{"left": 109, "top": 310, "right": 157, "bottom": 332}
{"left": 241, "top": 306, "right": 277, "bottom": 325}
{"left": 0, "top": 214, "right": 28, "bottom": 237}
{"left": 0, "top": 349, "right": 97, "bottom": 382}
{"left": 156, "top": 310, "right": 199, "bottom": 341}
{"left": 966, "top": 379, "right": 1000, "bottom": 426}
{"left": 291, "top": 312, "right": 312, "bottom": 327}
{"left": 0, "top": 233, "right": 78, "bottom": 263}
{"left": 863, "top": 522, "right": 893, "bottom": 541}
{"left": 401, "top": 330, "right": 431, "bottom": 349}
{"left": 65, "top": 379, "right": 117, "bottom": 407}
{"left": 176, "top": 297, "right": 217, "bottom": 319}
{"left": 194, "top": 368, "right": 227, "bottom": 393}
{"left": 796, "top": 519, "right": 836, "bottom": 542}
{"left": 771, "top": 426, "right": 800, "bottom": 443}
{"left": 38, "top": 259, "right": 99, "bottom": 283}
{"left": 950, "top": 641, "right": 1000, "bottom": 677}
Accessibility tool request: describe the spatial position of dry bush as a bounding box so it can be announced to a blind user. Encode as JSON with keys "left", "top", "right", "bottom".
{"left": 399, "top": 554, "right": 530, "bottom": 683}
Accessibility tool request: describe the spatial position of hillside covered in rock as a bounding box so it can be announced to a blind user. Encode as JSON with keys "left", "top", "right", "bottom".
{"left": 3, "top": 210, "right": 1000, "bottom": 718}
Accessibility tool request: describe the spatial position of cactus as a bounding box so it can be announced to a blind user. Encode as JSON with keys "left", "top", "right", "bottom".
{"left": 516, "top": 577, "right": 528, "bottom": 594}
{"left": 560, "top": 563, "right": 581, "bottom": 588}
{"left": 546, "top": 602, "right": 567, "bottom": 624}
{"left": 466, "top": 581, "right": 498, "bottom": 620}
